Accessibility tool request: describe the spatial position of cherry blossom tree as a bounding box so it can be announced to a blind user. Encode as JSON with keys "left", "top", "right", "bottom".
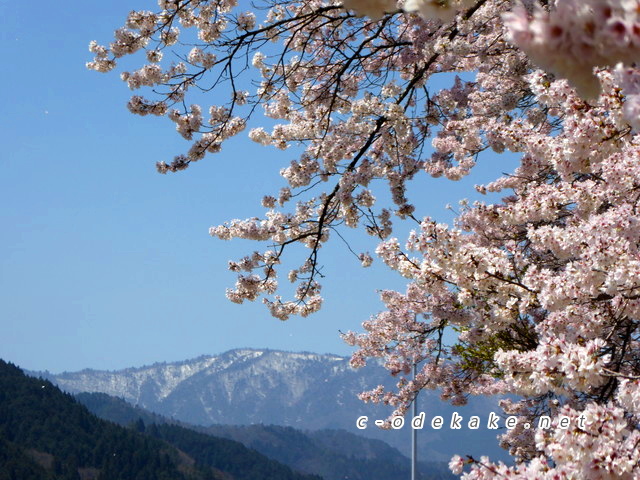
{"left": 88, "top": 0, "right": 640, "bottom": 477}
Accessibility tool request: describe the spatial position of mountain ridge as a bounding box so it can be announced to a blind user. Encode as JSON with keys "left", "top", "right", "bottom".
{"left": 34, "top": 347, "right": 509, "bottom": 463}
{"left": 45, "top": 349, "right": 350, "bottom": 376}
{"left": 34, "top": 348, "right": 357, "bottom": 406}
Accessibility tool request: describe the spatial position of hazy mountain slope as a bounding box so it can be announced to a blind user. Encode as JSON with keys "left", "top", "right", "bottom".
{"left": 75, "top": 391, "right": 173, "bottom": 427}
{"left": 204, "top": 424, "right": 456, "bottom": 480}
{"left": 76, "top": 391, "right": 454, "bottom": 480}
{"left": 147, "top": 424, "right": 323, "bottom": 480}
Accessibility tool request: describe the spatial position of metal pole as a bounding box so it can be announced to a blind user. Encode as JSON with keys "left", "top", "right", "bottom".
{"left": 411, "top": 362, "right": 417, "bottom": 480}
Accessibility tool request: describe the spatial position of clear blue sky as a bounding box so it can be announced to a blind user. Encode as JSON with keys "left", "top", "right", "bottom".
{"left": 0, "top": 0, "right": 518, "bottom": 373}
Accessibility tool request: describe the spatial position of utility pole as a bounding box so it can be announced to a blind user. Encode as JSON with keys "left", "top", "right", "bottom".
{"left": 411, "top": 362, "right": 417, "bottom": 480}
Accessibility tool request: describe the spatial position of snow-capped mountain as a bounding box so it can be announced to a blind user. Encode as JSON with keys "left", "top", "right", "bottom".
{"left": 36, "top": 349, "right": 389, "bottom": 428}
{"left": 34, "top": 348, "right": 508, "bottom": 462}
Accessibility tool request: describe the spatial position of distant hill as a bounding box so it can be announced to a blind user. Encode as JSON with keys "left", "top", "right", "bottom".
{"left": 75, "top": 391, "right": 173, "bottom": 427}
{"left": 76, "top": 392, "right": 455, "bottom": 480}
{"left": 204, "top": 424, "right": 456, "bottom": 480}
{"left": 0, "top": 359, "right": 321, "bottom": 480}
{"left": 37, "top": 348, "right": 508, "bottom": 462}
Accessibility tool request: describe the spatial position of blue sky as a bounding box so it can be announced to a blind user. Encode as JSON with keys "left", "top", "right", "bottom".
{"left": 0, "top": 1, "right": 519, "bottom": 373}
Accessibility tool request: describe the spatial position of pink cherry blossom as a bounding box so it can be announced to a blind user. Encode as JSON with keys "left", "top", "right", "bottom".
{"left": 89, "top": 0, "right": 640, "bottom": 475}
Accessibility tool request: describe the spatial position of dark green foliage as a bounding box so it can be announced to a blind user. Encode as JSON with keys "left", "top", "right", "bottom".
{"left": 0, "top": 360, "right": 200, "bottom": 480}
{"left": 0, "top": 438, "right": 55, "bottom": 480}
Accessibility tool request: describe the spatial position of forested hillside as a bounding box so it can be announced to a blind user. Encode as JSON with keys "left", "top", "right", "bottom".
{"left": 0, "top": 360, "right": 320, "bottom": 480}
{"left": 0, "top": 359, "right": 193, "bottom": 479}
